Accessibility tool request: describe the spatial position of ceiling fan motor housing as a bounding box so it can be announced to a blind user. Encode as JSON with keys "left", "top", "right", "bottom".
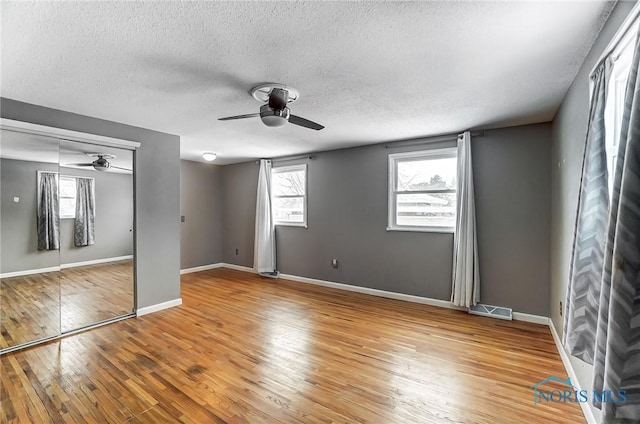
{"left": 259, "top": 104, "right": 290, "bottom": 127}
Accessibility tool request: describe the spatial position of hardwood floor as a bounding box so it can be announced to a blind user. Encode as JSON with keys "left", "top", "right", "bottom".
{"left": 0, "top": 260, "right": 134, "bottom": 349}
{"left": 1, "top": 268, "right": 584, "bottom": 423}
{"left": 60, "top": 260, "right": 134, "bottom": 331}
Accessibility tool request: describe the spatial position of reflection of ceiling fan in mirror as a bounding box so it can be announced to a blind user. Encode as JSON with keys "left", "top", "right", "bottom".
{"left": 64, "top": 153, "right": 132, "bottom": 172}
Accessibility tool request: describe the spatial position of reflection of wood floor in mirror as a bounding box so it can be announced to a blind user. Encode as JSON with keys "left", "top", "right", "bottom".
{"left": 0, "top": 260, "right": 134, "bottom": 350}
{"left": 0, "top": 271, "right": 60, "bottom": 348}
{"left": 1, "top": 268, "right": 584, "bottom": 423}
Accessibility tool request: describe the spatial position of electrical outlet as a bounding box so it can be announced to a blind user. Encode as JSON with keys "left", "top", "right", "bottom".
{"left": 180, "top": 215, "right": 185, "bottom": 222}
{"left": 235, "top": 249, "right": 239, "bottom": 255}
{"left": 559, "top": 301, "right": 563, "bottom": 316}
{"left": 331, "top": 258, "right": 338, "bottom": 268}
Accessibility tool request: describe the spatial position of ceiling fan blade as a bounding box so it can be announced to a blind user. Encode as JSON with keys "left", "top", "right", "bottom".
{"left": 111, "top": 166, "right": 133, "bottom": 172}
{"left": 289, "top": 115, "right": 324, "bottom": 131}
{"left": 218, "top": 113, "right": 260, "bottom": 121}
{"left": 268, "top": 88, "right": 288, "bottom": 110}
{"left": 64, "top": 163, "right": 94, "bottom": 167}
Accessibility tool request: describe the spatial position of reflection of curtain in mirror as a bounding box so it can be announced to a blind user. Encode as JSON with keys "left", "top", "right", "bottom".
{"left": 74, "top": 178, "right": 95, "bottom": 247}
{"left": 37, "top": 172, "right": 60, "bottom": 250}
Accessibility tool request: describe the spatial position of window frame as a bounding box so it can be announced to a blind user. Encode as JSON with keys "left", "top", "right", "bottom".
{"left": 603, "top": 19, "right": 638, "bottom": 198}
{"left": 387, "top": 147, "right": 458, "bottom": 233}
{"left": 271, "top": 163, "right": 308, "bottom": 228}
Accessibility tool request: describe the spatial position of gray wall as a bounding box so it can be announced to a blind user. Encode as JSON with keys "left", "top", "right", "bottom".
{"left": 0, "top": 159, "right": 133, "bottom": 273}
{"left": 474, "top": 124, "right": 551, "bottom": 315}
{"left": 221, "top": 160, "right": 259, "bottom": 266}
{"left": 180, "top": 160, "right": 223, "bottom": 269}
{"left": 221, "top": 123, "right": 551, "bottom": 315}
{"left": 1, "top": 159, "right": 59, "bottom": 272}
{"left": 1, "top": 98, "right": 181, "bottom": 309}
{"left": 550, "top": 1, "right": 636, "bottom": 421}
{"left": 59, "top": 166, "right": 133, "bottom": 265}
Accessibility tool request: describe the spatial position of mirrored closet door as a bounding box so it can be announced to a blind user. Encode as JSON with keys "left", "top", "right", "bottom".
{"left": 0, "top": 123, "right": 137, "bottom": 353}
{"left": 58, "top": 140, "right": 134, "bottom": 332}
{"left": 0, "top": 130, "right": 61, "bottom": 349}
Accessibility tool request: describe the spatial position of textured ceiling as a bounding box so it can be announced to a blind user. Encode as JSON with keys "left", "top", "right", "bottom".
{"left": 1, "top": 1, "right": 613, "bottom": 164}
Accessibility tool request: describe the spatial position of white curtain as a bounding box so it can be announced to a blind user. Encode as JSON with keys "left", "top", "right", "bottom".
{"left": 451, "top": 131, "right": 480, "bottom": 308}
{"left": 254, "top": 159, "right": 276, "bottom": 274}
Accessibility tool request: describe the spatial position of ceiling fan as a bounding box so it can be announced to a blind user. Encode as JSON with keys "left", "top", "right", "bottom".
{"left": 65, "top": 153, "right": 132, "bottom": 172}
{"left": 219, "top": 83, "right": 324, "bottom": 130}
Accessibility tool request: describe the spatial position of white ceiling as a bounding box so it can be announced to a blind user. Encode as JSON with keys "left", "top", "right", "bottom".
{"left": 1, "top": 1, "right": 614, "bottom": 165}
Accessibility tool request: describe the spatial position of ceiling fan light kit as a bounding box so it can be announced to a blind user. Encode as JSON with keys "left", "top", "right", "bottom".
{"left": 259, "top": 104, "right": 289, "bottom": 127}
{"left": 218, "top": 83, "right": 324, "bottom": 131}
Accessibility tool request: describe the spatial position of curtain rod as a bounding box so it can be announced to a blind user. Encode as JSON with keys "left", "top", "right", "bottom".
{"left": 253, "top": 130, "right": 484, "bottom": 163}
{"left": 383, "top": 130, "right": 484, "bottom": 149}
{"left": 256, "top": 154, "right": 315, "bottom": 164}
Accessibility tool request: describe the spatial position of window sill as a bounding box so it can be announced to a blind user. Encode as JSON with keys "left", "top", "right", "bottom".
{"left": 386, "top": 226, "right": 455, "bottom": 234}
{"left": 275, "top": 223, "right": 308, "bottom": 228}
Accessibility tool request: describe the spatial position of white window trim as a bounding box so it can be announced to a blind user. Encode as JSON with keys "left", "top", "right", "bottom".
{"left": 600, "top": 17, "right": 639, "bottom": 198}
{"left": 272, "top": 163, "right": 308, "bottom": 228}
{"left": 387, "top": 147, "right": 457, "bottom": 233}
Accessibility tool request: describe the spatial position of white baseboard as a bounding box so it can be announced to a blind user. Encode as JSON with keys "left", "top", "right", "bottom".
{"left": 60, "top": 255, "right": 133, "bottom": 269}
{"left": 278, "top": 272, "right": 468, "bottom": 311}
{"left": 180, "top": 263, "right": 224, "bottom": 275}
{"left": 548, "top": 320, "right": 597, "bottom": 424}
{"left": 221, "top": 263, "right": 256, "bottom": 273}
{"left": 136, "top": 298, "right": 182, "bottom": 317}
{"left": 0, "top": 266, "right": 61, "bottom": 279}
{"left": 512, "top": 312, "right": 550, "bottom": 325}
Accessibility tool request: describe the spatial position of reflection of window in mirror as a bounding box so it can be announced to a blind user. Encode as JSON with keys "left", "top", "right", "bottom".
{"left": 59, "top": 176, "right": 77, "bottom": 219}
{"left": 36, "top": 173, "right": 96, "bottom": 219}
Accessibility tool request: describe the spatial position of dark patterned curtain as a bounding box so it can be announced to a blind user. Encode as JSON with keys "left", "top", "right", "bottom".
{"left": 37, "top": 172, "right": 60, "bottom": 251}
{"left": 563, "top": 58, "right": 612, "bottom": 364}
{"left": 74, "top": 178, "right": 95, "bottom": 247}
{"left": 593, "top": 31, "right": 640, "bottom": 422}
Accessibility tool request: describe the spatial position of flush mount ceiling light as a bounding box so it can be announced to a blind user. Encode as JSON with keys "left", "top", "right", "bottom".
{"left": 202, "top": 152, "right": 217, "bottom": 161}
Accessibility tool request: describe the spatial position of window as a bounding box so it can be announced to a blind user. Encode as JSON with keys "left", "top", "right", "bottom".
{"left": 271, "top": 164, "right": 307, "bottom": 226}
{"left": 388, "top": 148, "right": 457, "bottom": 232}
{"left": 59, "top": 176, "right": 77, "bottom": 219}
{"left": 604, "top": 19, "right": 638, "bottom": 197}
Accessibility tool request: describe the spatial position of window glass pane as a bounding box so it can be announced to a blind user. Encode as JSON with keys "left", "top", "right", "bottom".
{"left": 273, "top": 196, "right": 304, "bottom": 223}
{"left": 59, "top": 177, "right": 76, "bottom": 218}
{"left": 59, "top": 177, "right": 76, "bottom": 198}
{"left": 396, "top": 192, "right": 456, "bottom": 228}
{"left": 60, "top": 198, "right": 76, "bottom": 218}
{"left": 397, "top": 157, "right": 457, "bottom": 191}
{"left": 272, "top": 170, "right": 305, "bottom": 196}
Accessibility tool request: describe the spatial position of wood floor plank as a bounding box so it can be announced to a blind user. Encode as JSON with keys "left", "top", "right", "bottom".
{"left": 1, "top": 268, "right": 584, "bottom": 423}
